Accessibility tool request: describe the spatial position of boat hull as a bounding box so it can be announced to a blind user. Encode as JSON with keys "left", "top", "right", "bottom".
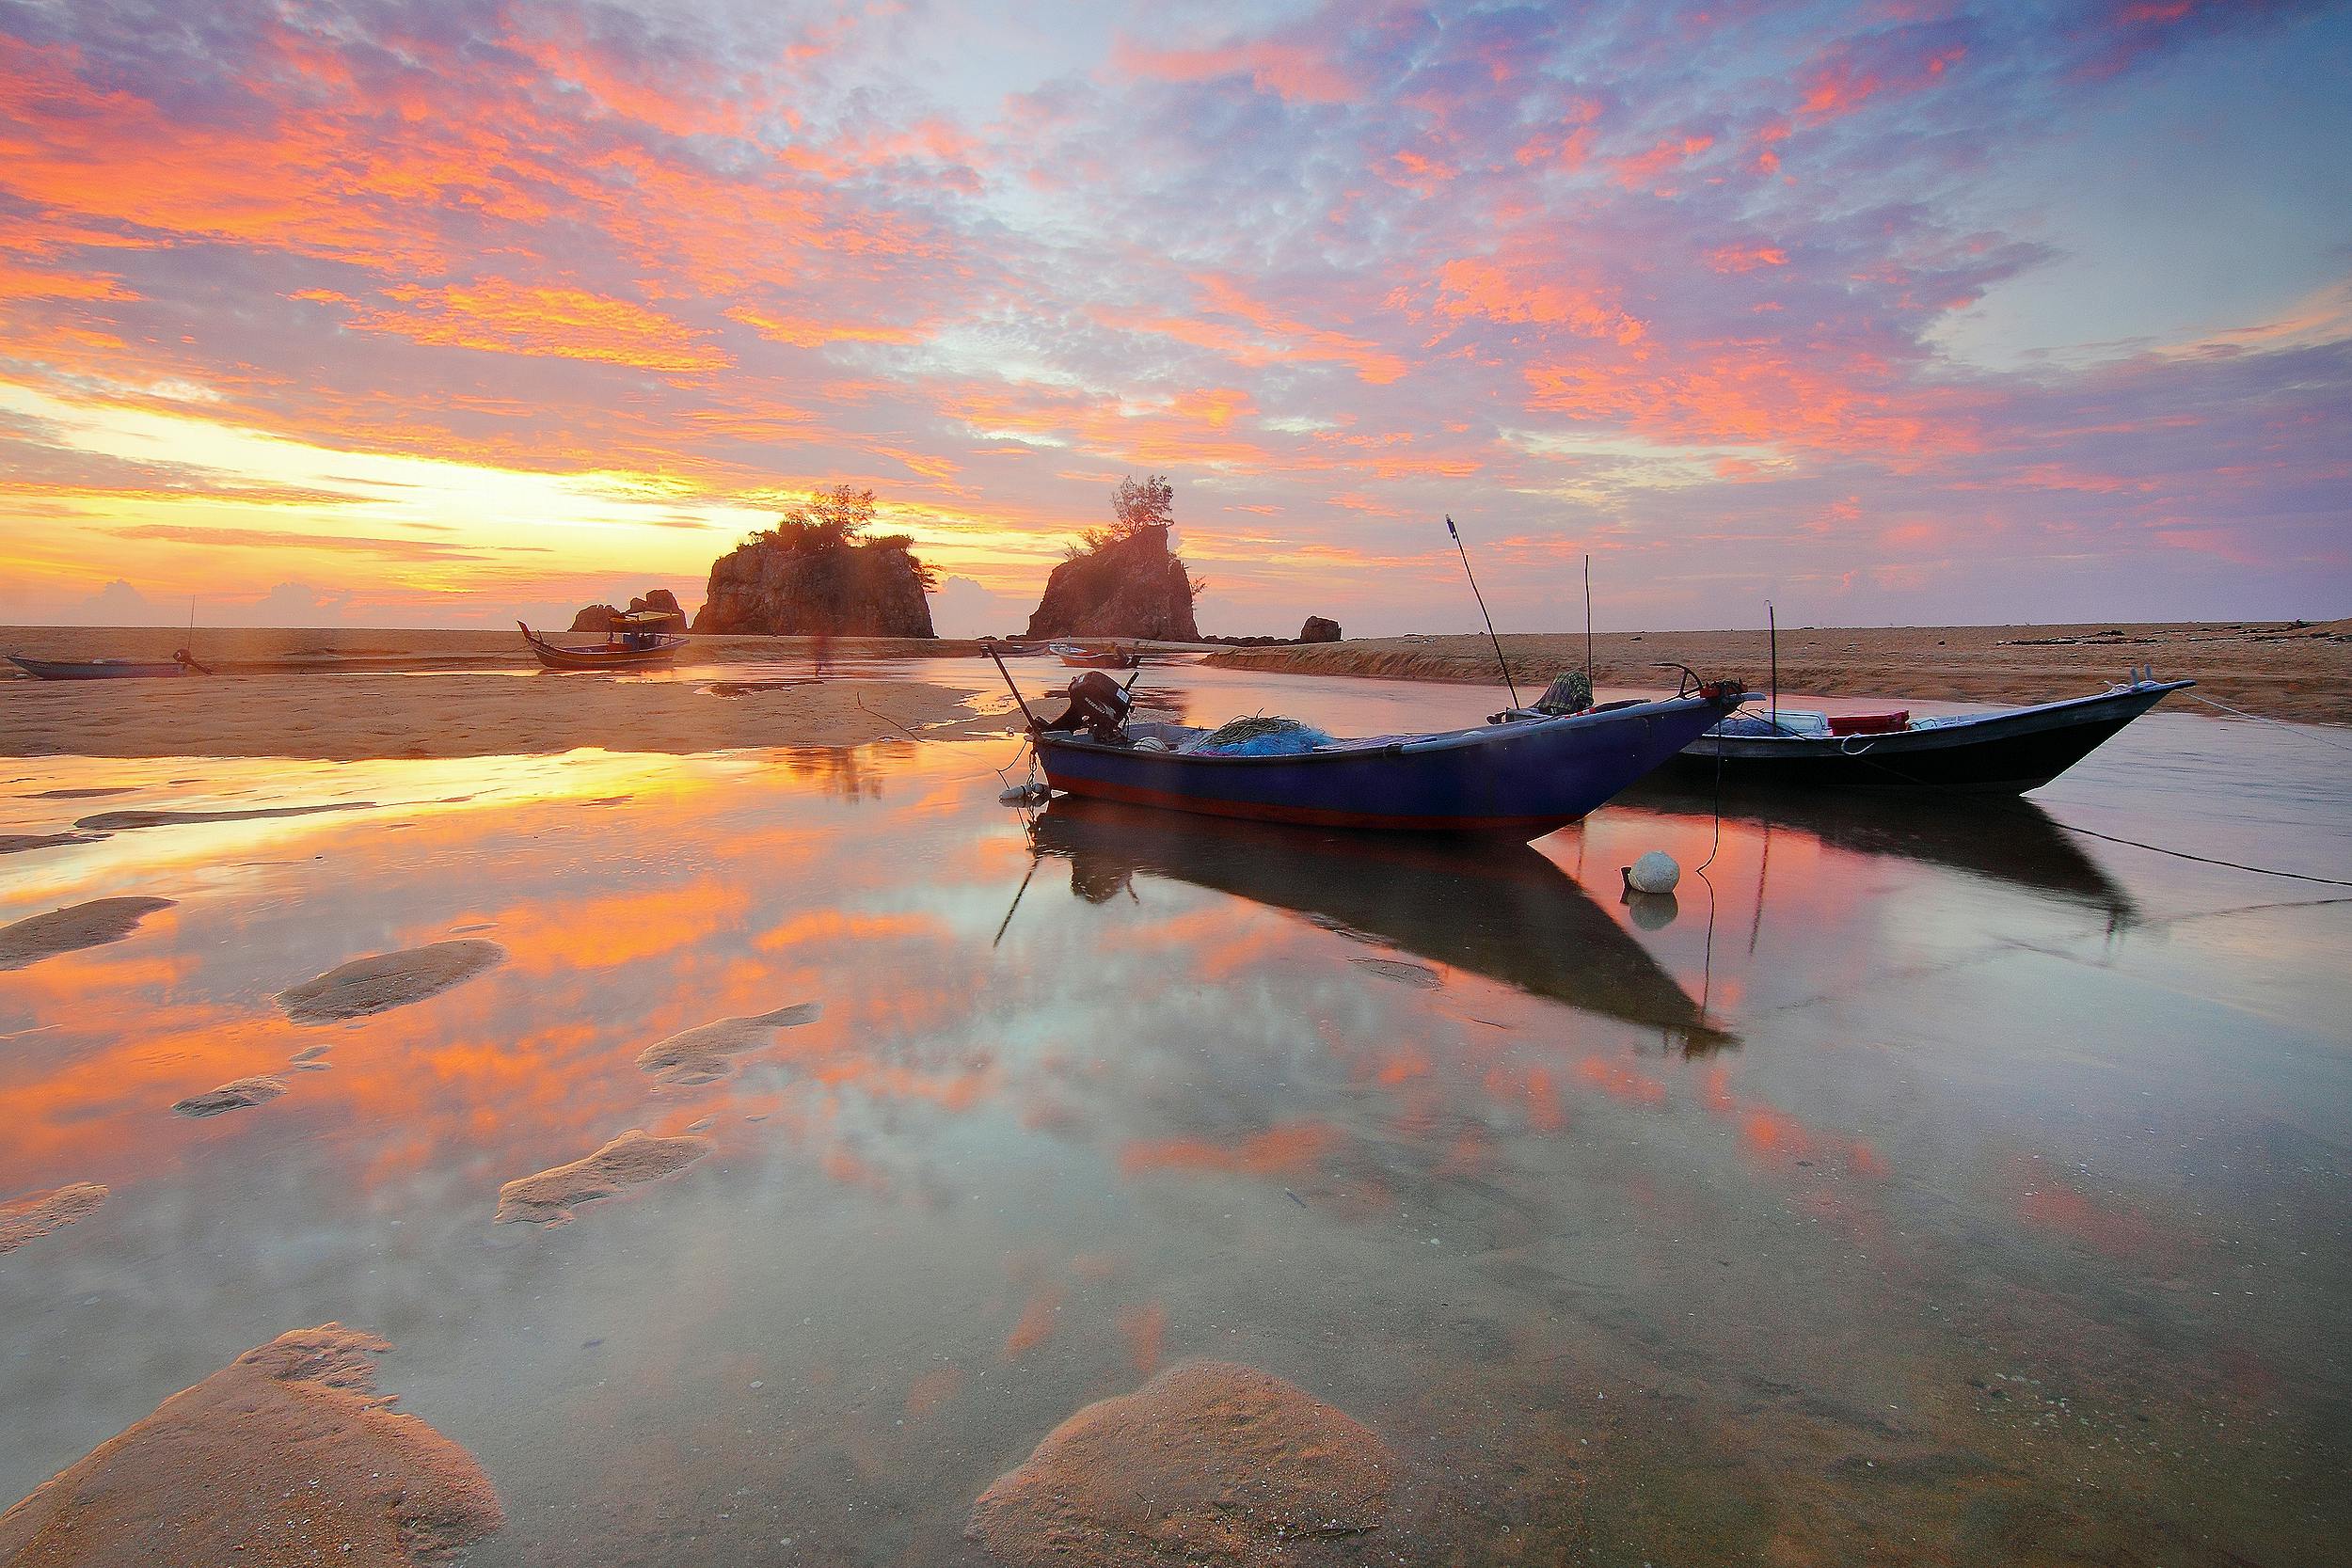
{"left": 519, "top": 625, "right": 685, "bottom": 670}
{"left": 1030, "top": 799, "right": 1730, "bottom": 1050}
{"left": 1036, "top": 693, "right": 1738, "bottom": 838}
{"left": 1669, "top": 681, "right": 2190, "bottom": 794}
{"left": 8, "top": 656, "right": 196, "bottom": 680}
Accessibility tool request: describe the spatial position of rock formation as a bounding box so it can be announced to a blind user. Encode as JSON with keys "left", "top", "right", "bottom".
{"left": 693, "top": 535, "right": 934, "bottom": 637}
{"left": 1025, "top": 526, "right": 1200, "bottom": 641}
{"left": 570, "top": 589, "right": 685, "bottom": 633}
{"left": 1299, "top": 615, "right": 1343, "bottom": 643}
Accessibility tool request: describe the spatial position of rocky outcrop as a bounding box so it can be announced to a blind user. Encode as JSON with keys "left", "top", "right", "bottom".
{"left": 570, "top": 589, "right": 685, "bottom": 633}
{"left": 692, "top": 538, "right": 934, "bottom": 637}
{"left": 1025, "top": 526, "right": 1200, "bottom": 641}
{"left": 1299, "top": 615, "right": 1342, "bottom": 643}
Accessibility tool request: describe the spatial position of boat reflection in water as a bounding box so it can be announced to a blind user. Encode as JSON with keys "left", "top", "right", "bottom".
{"left": 1027, "top": 797, "right": 1732, "bottom": 1053}
{"left": 1620, "top": 776, "right": 2137, "bottom": 927}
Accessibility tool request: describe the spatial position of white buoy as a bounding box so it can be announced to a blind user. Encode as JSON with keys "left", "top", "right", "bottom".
{"left": 1625, "top": 849, "right": 1681, "bottom": 895}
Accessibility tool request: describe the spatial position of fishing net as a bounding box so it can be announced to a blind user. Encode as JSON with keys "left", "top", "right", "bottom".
{"left": 1185, "top": 716, "right": 1335, "bottom": 756}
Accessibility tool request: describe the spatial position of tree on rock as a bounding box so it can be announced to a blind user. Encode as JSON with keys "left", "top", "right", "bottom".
{"left": 1026, "top": 474, "right": 1202, "bottom": 641}
{"left": 691, "top": 484, "right": 936, "bottom": 637}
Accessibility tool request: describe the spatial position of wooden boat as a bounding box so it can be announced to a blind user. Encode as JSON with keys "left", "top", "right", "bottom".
{"left": 1017, "top": 662, "right": 1747, "bottom": 839}
{"left": 518, "top": 617, "right": 685, "bottom": 671}
{"left": 8, "top": 651, "right": 208, "bottom": 679}
{"left": 1668, "top": 675, "right": 2192, "bottom": 795}
{"left": 1050, "top": 641, "right": 1140, "bottom": 669}
{"left": 1029, "top": 798, "right": 1731, "bottom": 1051}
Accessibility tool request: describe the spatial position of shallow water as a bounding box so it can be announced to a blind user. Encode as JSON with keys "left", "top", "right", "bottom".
{"left": 3, "top": 671, "right": 2347, "bottom": 1565}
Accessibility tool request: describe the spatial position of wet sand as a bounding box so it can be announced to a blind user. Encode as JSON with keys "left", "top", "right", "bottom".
{"left": 637, "top": 1003, "right": 822, "bottom": 1087}
{"left": 0, "top": 897, "right": 173, "bottom": 971}
{"left": 968, "top": 1362, "right": 1394, "bottom": 1568}
{"left": 0, "top": 1324, "right": 501, "bottom": 1567}
{"left": 278, "top": 941, "right": 505, "bottom": 1023}
{"left": 0, "top": 1182, "right": 105, "bottom": 1253}
{"left": 1204, "top": 619, "right": 2352, "bottom": 724}
{"left": 492, "top": 1130, "right": 713, "bottom": 1226}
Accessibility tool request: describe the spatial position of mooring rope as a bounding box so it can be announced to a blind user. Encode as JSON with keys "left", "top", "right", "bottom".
{"left": 2185, "top": 691, "right": 2352, "bottom": 755}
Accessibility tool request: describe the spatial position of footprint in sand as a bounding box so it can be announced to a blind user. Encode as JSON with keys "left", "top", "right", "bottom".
{"left": 278, "top": 940, "right": 504, "bottom": 1024}
{"left": 0, "top": 1323, "right": 503, "bottom": 1567}
{"left": 172, "top": 1075, "right": 287, "bottom": 1117}
{"left": 636, "top": 1003, "right": 821, "bottom": 1087}
{"left": 0, "top": 897, "right": 174, "bottom": 972}
{"left": 492, "top": 1130, "right": 711, "bottom": 1227}
{"left": 0, "top": 1182, "right": 107, "bottom": 1253}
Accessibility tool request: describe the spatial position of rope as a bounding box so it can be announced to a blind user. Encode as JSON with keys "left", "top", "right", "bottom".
{"left": 2044, "top": 822, "right": 2352, "bottom": 889}
{"left": 2185, "top": 691, "right": 2352, "bottom": 754}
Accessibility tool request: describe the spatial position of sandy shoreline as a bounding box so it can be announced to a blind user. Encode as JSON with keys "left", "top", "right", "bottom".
{"left": 0, "top": 671, "right": 1010, "bottom": 760}
{"left": 1204, "top": 619, "right": 2352, "bottom": 725}
{"left": 3, "top": 621, "right": 2344, "bottom": 760}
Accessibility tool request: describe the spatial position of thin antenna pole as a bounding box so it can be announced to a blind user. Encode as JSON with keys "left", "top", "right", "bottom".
{"left": 1445, "top": 515, "right": 1519, "bottom": 707}
{"left": 1768, "top": 601, "right": 1778, "bottom": 725}
{"left": 1582, "top": 554, "right": 1593, "bottom": 689}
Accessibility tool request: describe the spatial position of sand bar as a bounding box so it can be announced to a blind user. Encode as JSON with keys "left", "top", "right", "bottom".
{"left": 637, "top": 1002, "right": 822, "bottom": 1087}
{"left": 493, "top": 1129, "right": 713, "bottom": 1226}
{"left": 0, "top": 1182, "right": 106, "bottom": 1253}
{"left": 171, "top": 1075, "right": 287, "bottom": 1117}
{"left": 279, "top": 940, "right": 505, "bottom": 1023}
{"left": 0, "top": 897, "right": 173, "bottom": 971}
{"left": 0, "top": 1323, "right": 502, "bottom": 1566}
{"left": 1204, "top": 620, "right": 2352, "bottom": 725}
{"left": 968, "top": 1361, "right": 1394, "bottom": 1567}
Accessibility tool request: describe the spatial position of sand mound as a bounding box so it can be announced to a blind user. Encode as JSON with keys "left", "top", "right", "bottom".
{"left": 636, "top": 1003, "right": 821, "bottom": 1086}
{"left": 0, "top": 1323, "right": 502, "bottom": 1566}
{"left": 74, "top": 802, "right": 373, "bottom": 832}
{"left": 967, "top": 1361, "right": 1394, "bottom": 1567}
{"left": 0, "top": 1182, "right": 107, "bottom": 1253}
{"left": 279, "top": 941, "right": 504, "bottom": 1024}
{"left": 0, "top": 897, "right": 174, "bottom": 971}
{"left": 26, "top": 785, "right": 137, "bottom": 800}
{"left": 492, "top": 1129, "right": 712, "bottom": 1226}
{"left": 1349, "top": 957, "right": 1442, "bottom": 989}
{"left": 172, "top": 1075, "right": 288, "bottom": 1118}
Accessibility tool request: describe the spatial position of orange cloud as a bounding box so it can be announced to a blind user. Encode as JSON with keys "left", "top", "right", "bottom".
{"left": 1113, "top": 37, "right": 1359, "bottom": 103}
{"left": 340, "top": 281, "right": 728, "bottom": 373}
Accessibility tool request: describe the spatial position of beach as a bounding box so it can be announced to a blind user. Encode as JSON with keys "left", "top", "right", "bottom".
{"left": 3, "top": 654, "right": 2349, "bottom": 1567}
{"left": 1205, "top": 619, "right": 2352, "bottom": 724}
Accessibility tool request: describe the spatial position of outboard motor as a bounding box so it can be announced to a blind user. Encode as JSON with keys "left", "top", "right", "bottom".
{"left": 1051, "top": 670, "right": 1135, "bottom": 741}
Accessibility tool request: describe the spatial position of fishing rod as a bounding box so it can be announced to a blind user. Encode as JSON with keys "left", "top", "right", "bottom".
{"left": 1444, "top": 515, "right": 1519, "bottom": 708}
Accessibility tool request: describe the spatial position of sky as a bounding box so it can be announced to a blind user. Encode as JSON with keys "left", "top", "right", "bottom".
{"left": 1, "top": 0, "right": 2346, "bottom": 638}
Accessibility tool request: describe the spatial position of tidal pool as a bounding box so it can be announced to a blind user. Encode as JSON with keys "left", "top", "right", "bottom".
{"left": 1, "top": 672, "right": 2346, "bottom": 1565}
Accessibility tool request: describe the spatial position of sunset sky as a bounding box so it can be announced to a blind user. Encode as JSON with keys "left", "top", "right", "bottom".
{"left": 2, "top": 0, "right": 2345, "bottom": 636}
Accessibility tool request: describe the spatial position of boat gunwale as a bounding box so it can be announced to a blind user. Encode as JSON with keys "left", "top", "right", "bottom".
{"left": 1692, "top": 680, "right": 2190, "bottom": 756}
{"left": 1035, "top": 692, "right": 1728, "bottom": 768}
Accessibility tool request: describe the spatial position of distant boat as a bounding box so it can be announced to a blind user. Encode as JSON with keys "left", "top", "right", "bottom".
{"left": 1015, "top": 661, "right": 1747, "bottom": 839}
{"left": 1670, "top": 674, "right": 2193, "bottom": 794}
{"left": 518, "top": 617, "right": 685, "bottom": 671}
{"left": 1050, "top": 641, "right": 1141, "bottom": 669}
{"left": 8, "top": 651, "right": 209, "bottom": 680}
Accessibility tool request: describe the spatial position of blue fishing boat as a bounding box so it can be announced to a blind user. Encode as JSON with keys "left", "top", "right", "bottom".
{"left": 996, "top": 650, "right": 1747, "bottom": 840}
{"left": 518, "top": 616, "right": 685, "bottom": 670}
